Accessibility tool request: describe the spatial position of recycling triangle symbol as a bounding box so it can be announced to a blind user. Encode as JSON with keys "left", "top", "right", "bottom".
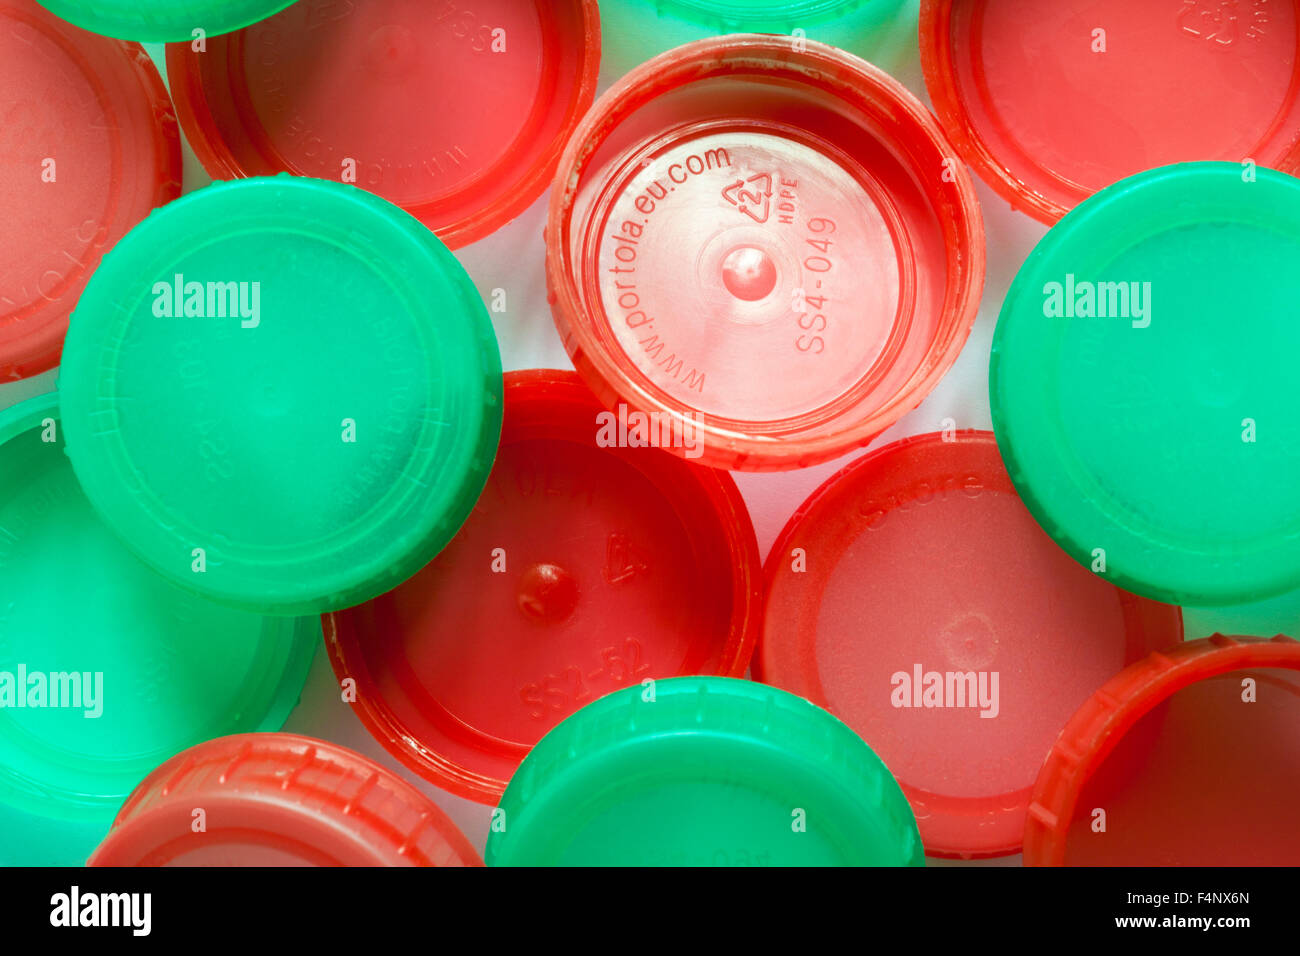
{"left": 722, "top": 173, "right": 774, "bottom": 224}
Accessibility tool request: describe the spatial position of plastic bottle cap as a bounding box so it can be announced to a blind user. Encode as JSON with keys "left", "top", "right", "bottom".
{"left": 486, "top": 676, "right": 923, "bottom": 866}
{"left": 0, "top": 394, "right": 316, "bottom": 866}
{"left": 1184, "top": 587, "right": 1300, "bottom": 644}
{"left": 991, "top": 162, "right": 1300, "bottom": 607}
{"left": 1, "top": 1, "right": 180, "bottom": 383}
{"left": 546, "top": 35, "right": 985, "bottom": 471}
{"left": 1024, "top": 635, "right": 1300, "bottom": 866}
{"left": 165, "top": 0, "right": 601, "bottom": 249}
{"left": 87, "top": 734, "right": 483, "bottom": 866}
{"left": 757, "top": 431, "right": 1183, "bottom": 858}
{"left": 59, "top": 176, "right": 503, "bottom": 616}
{"left": 34, "top": 0, "right": 299, "bottom": 41}
{"left": 326, "top": 369, "right": 762, "bottom": 803}
{"left": 920, "top": 0, "right": 1300, "bottom": 224}
{"left": 659, "top": 0, "right": 866, "bottom": 27}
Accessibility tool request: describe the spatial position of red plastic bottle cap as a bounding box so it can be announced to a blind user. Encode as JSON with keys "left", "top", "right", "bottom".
{"left": 0, "top": 0, "right": 181, "bottom": 382}
{"left": 920, "top": 0, "right": 1300, "bottom": 224}
{"left": 1025, "top": 635, "right": 1300, "bottom": 866}
{"left": 757, "top": 431, "right": 1184, "bottom": 858}
{"left": 165, "top": 0, "right": 601, "bottom": 249}
{"left": 547, "top": 35, "right": 985, "bottom": 471}
{"left": 325, "top": 369, "right": 762, "bottom": 803}
{"left": 87, "top": 734, "right": 483, "bottom": 866}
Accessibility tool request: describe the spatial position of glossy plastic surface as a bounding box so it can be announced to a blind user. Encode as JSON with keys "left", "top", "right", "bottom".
{"left": 991, "top": 162, "right": 1300, "bottom": 606}
{"left": 1025, "top": 635, "right": 1300, "bottom": 866}
{"left": 59, "top": 176, "right": 503, "bottom": 616}
{"left": 758, "top": 431, "right": 1183, "bottom": 858}
{"left": 88, "top": 734, "right": 483, "bottom": 866}
{"left": 326, "top": 369, "right": 761, "bottom": 803}
{"left": 547, "top": 35, "right": 985, "bottom": 470}
{"left": 921, "top": 0, "right": 1300, "bottom": 223}
{"left": 166, "top": 0, "right": 601, "bottom": 248}
{"left": 1, "top": 0, "right": 180, "bottom": 382}
{"left": 0, "top": 395, "right": 316, "bottom": 866}
{"left": 36, "top": 0, "right": 300, "bottom": 41}
{"left": 659, "top": 0, "right": 868, "bottom": 28}
{"left": 488, "top": 676, "right": 924, "bottom": 866}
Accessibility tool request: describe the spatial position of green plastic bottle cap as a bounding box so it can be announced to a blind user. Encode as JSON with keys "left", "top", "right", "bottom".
{"left": 0, "top": 394, "right": 316, "bottom": 866}
{"left": 59, "top": 176, "right": 503, "bottom": 616}
{"left": 34, "top": 0, "right": 299, "bottom": 42}
{"left": 487, "top": 676, "right": 923, "bottom": 866}
{"left": 991, "top": 162, "right": 1300, "bottom": 607}
{"left": 660, "top": 0, "right": 865, "bottom": 27}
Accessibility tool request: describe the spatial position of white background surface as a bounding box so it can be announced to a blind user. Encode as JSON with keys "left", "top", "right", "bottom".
{"left": 2, "top": 0, "right": 1295, "bottom": 866}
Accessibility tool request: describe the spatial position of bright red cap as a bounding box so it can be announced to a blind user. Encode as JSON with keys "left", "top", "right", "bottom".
{"left": 325, "top": 369, "right": 762, "bottom": 804}
{"left": 165, "top": 0, "right": 600, "bottom": 249}
{"left": 758, "top": 431, "right": 1183, "bottom": 858}
{"left": 546, "top": 35, "right": 985, "bottom": 471}
{"left": 0, "top": 0, "right": 180, "bottom": 382}
{"left": 920, "top": 0, "right": 1300, "bottom": 224}
{"left": 1025, "top": 635, "right": 1300, "bottom": 866}
{"left": 87, "top": 734, "right": 482, "bottom": 866}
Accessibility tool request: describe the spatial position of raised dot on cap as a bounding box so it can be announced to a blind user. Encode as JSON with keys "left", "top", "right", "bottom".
{"left": 991, "top": 162, "right": 1300, "bottom": 606}
{"left": 34, "top": 0, "right": 300, "bottom": 41}
{"left": 87, "top": 733, "right": 483, "bottom": 866}
{"left": 325, "top": 369, "right": 762, "bottom": 803}
{"left": 546, "top": 35, "right": 985, "bottom": 471}
{"left": 1, "top": 0, "right": 180, "bottom": 382}
{"left": 920, "top": 0, "right": 1300, "bottom": 223}
{"left": 58, "top": 175, "right": 504, "bottom": 616}
{"left": 1024, "top": 635, "right": 1300, "bottom": 866}
{"left": 164, "top": 0, "right": 601, "bottom": 248}
{"left": 757, "top": 430, "right": 1184, "bottom": 859}
{"left": 487, "top": 677, "right": 923, "bottom": 866}
{"left": 0, "top": 394, "right": 316, "bottom": 866}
